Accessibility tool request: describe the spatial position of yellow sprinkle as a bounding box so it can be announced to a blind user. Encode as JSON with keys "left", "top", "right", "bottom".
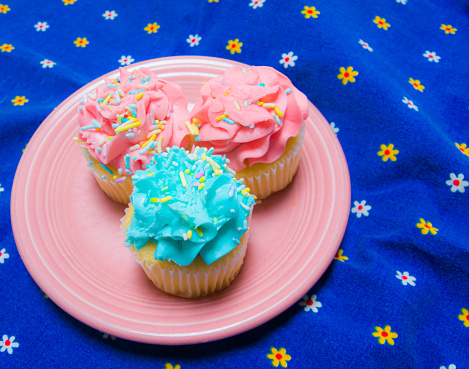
{"left": 257, "top": 101, "right": 264, "bottom": 106}
{"left": 224, "top": 89, "right": 231, "bottom": 95}
{"left": 213, "top": 217, "right": 218, "bottom": 222}
{"left": 274, "top": 106, "right": 284, "bottom": 118}
{"left": 112, "top": 175, "right": 117, "bottom": 180}
{"left": 205, "top": 156, "right": 221, "bottom": 172}
{"left": 146, "top": 172, "right": 155, "bottom": 177}
{"left": 185, "top": 121, "right": 195, "bottom": 135}
{"left": 198, "top": 183, "right": 205, "bottom": 191}
{"left": 114, "top": 121, "right": 141, "bottom": 133}
{"left": 72, "top": 137, "right": 80, "bottom": 141}
{"left": 160, "top": 196, "right": 172, "bottom": 203}
{"left": 150, "top": 197, "right": 159, "bottom": 203}
{"left": 184, "top": 169, "right": 190, "bottom": 174}
{"left": 108, "top": 136, "right": 113, "bottom": 140}
{"left": 195, "top": 228, "right": 203, "bottom": 236}
{"left": 192, "top": 118, "right": 201, "bottom": 124}
{"left": 187, "top": 230, "right": 192, "bottom": 239}
{"left": 157, "top": 136, "right": 163, "bottom": 153}
{"left": 192, "top": 123, "right": 199, "bottom": 136}
{"left": 216, "top": 114, "right": 226, "bottom": 121}
{"left": 199, "top": 176, "right": 206, "bottom": 183}
{"left": 102, "top": 94, "right": 112, "bottom": 105}
{"left": 233, "top": 101, "right": 241, "bottom": 111}
{"left": 202, "top": 82, "right": 205, "bottom": 85}
{"left": 136, "top": 92, "right": 143, "bottom": 100}
{"left": 141, "top": 134, "right": 156, "bottom": 148}
{"left": 179, "top": 171, "right": 187, "bottom": 187}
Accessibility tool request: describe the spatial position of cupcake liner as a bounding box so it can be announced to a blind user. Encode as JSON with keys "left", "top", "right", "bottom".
{"left": 237, "top": 123, "right": 305, "bottom": 200}
{"left": 122, "top": 205, "right": 251, "bottom": 298}
{"left": 80, "top": 148, "right": 133, "bottom": 204}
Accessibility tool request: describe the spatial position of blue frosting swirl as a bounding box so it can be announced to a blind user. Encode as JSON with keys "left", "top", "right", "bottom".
{"left": 125, "top": 146, "right": 256, "bottom": 266}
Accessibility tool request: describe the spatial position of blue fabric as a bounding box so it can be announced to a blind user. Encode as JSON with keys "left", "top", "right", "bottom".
{"left": 1, "top": 0, "right": 468, "bottom": 368}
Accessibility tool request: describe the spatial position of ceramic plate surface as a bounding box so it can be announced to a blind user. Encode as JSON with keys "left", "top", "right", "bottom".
{"left": 11, "top": 56, "right": 350, "bottom": 345}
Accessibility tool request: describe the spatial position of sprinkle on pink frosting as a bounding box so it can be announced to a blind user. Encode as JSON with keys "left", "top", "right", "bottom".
{"left": 190, "top": 66, "right": 309, "bottom": 171}
{"left": 78, "top": 67, "right": 191, "bottom": 173}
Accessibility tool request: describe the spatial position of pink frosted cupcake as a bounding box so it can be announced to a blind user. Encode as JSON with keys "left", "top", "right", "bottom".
{"left": 190, "top": 66, "right": 309, "bottom": 199}
{"left": 76, "top": 67, "right": 191, "bottom": 204}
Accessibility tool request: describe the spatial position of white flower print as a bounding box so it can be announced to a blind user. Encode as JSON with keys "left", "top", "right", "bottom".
{"left": 0, "top": 183, "right": 4, "bottom": 193}
{"left": 402, "top": 97, "right": 418, "bottom": 111}
{"left": 330, "top": 122, "right": 339, "bottom": 135}
{"left": 279, "top": 52, "right": 298, "bottom": 69}
{"left": 423, "top": 51, "right": 441, "bottom": 63}
{"left": 40, "top": 59, "right": 56, "bottom": 68}
{"left": 396, "top": 271, "right": 416, "bottom": 286}
{"left": 440, "top": 365, "right": 456, "bottom": 369}
{"left": 0, "top": 335, "right": 19, "bottom": 354}
{"left": 446, "top": 173, "right": 469, "bottom": 193}
{"left": 299, "top": 294, "right": 322, "bottom": 313}
{"left": 249, "top": 0, "right": 265, "bottom": 9}
{"left": 396, "top": 0, "right": 407, "bottom": 4}
{"left": 358, "top": 39, "right": 373, "bottom": 52}
{"left": 118, "top": 55, "right": 134, "bottom": 66}
{"left": 0, "top": 249, "right": 9, "bottom": 264}
{"left": 34, "top": 21, "right": 49, "bottom": 32}
{"left": 351, "top": 200, "right": 371, "bottom": 218}
{"left": 186, "top": 34, "right": 201, "bottom": 47}
{"left": 102, "top": 10, "right": 118, "bottom": 20}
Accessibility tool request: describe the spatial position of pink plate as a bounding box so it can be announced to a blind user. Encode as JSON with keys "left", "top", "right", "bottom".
{"left": 11, "top": 56, "right": 350, "bottom": 345}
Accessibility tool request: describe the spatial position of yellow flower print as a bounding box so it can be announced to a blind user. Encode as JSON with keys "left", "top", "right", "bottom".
{"left": 337, "top": 66, "right": 358, "bottom": 85}
{"left": 208, "top": 0, "right": 219, "bottom": 2}
{"left": 409, "top": 78, "right": 425, "bottom": 92}
{"left": 267, "top": 347, "right": 291, "bottom": 368}
{"left": 301, "top": 6, "right": 320, "bottom": 19}
{"left": 441, "top": 24, "right": 457, "bottom": 34}
{"left": 11, "top": 96, "right": 28, "bottom": 106}
{"left": 455, "top": 142, "right": 469, "bottom": 157}
{"left": 226, "top": 39, "right": 242, "bottom": 54}
{"left": 62, "top": 0, "right": 77, "bottom": 5}
{"left": 144, "top": 22, "right": 160, "bottom": 34}
{"left": 74, "top": 37, "right": 89, "bottom": 47}
{"left": 373, "top": 16, "right": 390, "bottom": 30}
{"left": 164, "top": 364, "right": 180, "bottom": 369}
{"left": 416, "top": 218, "right": 438, "bottom": 235}
{"left": 334, "top": 249, "right": 348, "bottom": 262}
{"left": 0, "top": 4, "right": 10, "bottom": 13}
{"left": 0, "top": 43, "right": 14, "bottom": 52}
{"left": 372, "top": 326, "right": 398, "bottom": 345}
{"left": 458, "top": 308, "right": 469, "bottom": 327}
{"left": 378, "top": 144, "right": 399, "bottom": 162}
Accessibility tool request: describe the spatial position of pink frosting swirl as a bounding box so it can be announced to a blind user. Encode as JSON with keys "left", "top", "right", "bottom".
{"left": 78, "top": 67, "right": 190, "bottom": 174}
{"left": 190, "top": 66, "right": 309, "bottom": 171}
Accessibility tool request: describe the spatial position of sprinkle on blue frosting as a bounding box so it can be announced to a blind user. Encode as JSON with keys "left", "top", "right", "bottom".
{"left": 125, "top": 146, "right": 255, "bottom": 266}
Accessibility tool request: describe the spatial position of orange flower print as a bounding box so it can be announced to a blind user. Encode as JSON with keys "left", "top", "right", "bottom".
{"left": 144, "top": 22, "right": 160, "bottom": 34}
{"left": 226, "top": 39, "right": 242, "bottom": 54}
{"left": 0, "top": 4, "right": 10, "bottom": 13}
{"left": 378, "top": 144, "right": 399, "bottom": 162}
{"left": 62, "top": 0, "right": 77, "bottom": 4}
{"left": 416, "top": 218, "right": 438, "bottom": 235}
{"left": 334, "top": 249, "right": 348, "bottom": 262}
{"left": 409, "top": 78, "right": 424, "bottom": 92}
{"left": 74, "top": 37, "right": 89, "bottom": 47}
{"left": 441, "top": 24, "right": 457, "bottom": 34}
{"left": 372, "top": 326, "right": 398, "bottom": 345}
{"left": 455, "top": 143, "right": 469, "bottom": 157}
{"left": 267, "top": 347, "right": 291, "bottom": 368}
{"left": 11, "top": 96, "right": 28, "bottom": 106}
{"left": 337, "top": 66, "right": 358, "bottom": 85}
{"left": 301, "top": 6, "right": 320, "bottom": 19}
{"left": 458, "top": 308, "right": 469, "bottom": 327}
{"left": 0, "top": 43, "right": 14, "bottom": 52}
{"left": 373, "top": 16, "right": 390, "bottom": 30}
